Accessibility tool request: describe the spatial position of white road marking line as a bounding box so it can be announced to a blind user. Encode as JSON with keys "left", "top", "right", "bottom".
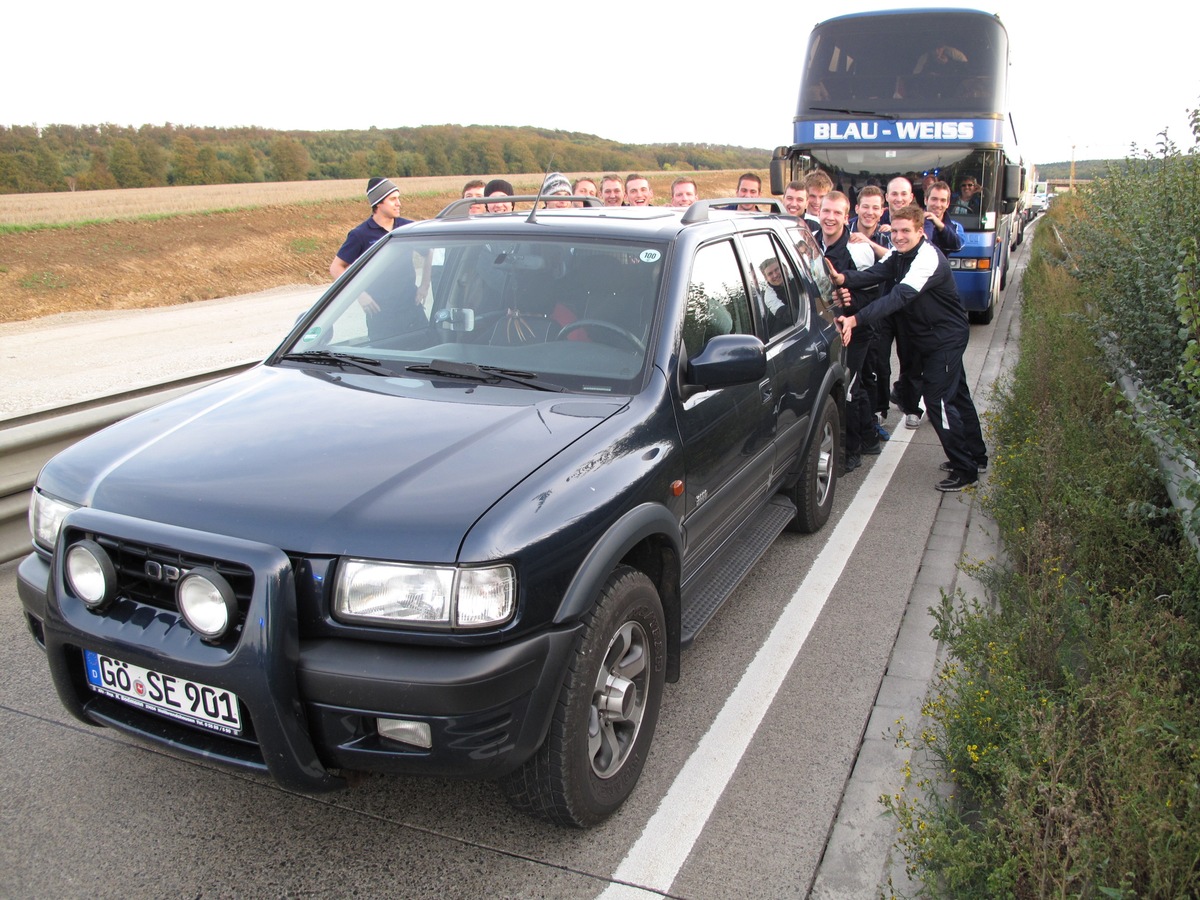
{"left": 600, "top": 425, "right": 916, "bottom": 898}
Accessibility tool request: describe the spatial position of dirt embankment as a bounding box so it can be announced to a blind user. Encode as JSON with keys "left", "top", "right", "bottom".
{"left": 0, "top": 199, "right": 380, "bottom": 323}
{"left": 0, "top": 171, "right": 756, "bottom": 324}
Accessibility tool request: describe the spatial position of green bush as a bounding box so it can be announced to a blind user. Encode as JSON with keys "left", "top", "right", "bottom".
{"left": 1065, "top": 115, "right": 1200, "bottom": 467}
{"left": 885, "top": 210, "right": 1200, "bottom": 898}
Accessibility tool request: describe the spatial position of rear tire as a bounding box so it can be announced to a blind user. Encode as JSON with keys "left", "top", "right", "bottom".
{"left": 501, "top": 566, "right": 665, "bottom": 827}
{"left": 787, "top": 395, "right": 839, "bottom": 533}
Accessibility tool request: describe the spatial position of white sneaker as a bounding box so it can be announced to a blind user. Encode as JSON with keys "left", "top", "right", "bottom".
{"left": 905, "top": 413, "right": 921, "bottom": 429}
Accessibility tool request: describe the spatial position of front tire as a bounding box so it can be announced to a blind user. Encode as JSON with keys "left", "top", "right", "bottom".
{"left": 969, "top": 300, "right": 995, "bottom": 325}
{"left": 501, "top": 567, "right": 666, "bottom": 827}
{"left": 787, "top": 395, "right": 839, "bottom": 533}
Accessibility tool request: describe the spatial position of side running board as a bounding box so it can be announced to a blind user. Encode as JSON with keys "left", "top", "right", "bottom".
{"left": 680, "top": 495, "right": 796, "bottom": 647}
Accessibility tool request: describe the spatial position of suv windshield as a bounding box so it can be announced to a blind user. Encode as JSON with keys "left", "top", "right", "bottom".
{"left": 285, "top": 235, "right": 667, "bottom": 394}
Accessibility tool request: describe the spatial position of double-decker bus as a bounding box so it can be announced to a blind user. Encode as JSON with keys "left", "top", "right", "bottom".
{"left": 770, "top": 8, "right": 1024, "bottom": 323}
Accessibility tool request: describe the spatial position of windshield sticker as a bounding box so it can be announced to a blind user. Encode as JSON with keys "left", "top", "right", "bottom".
{"left": 639, "top": 250, "right": 661, "bottom": 263}
{"left": 301, "top": 326, "right": 321, "bottom": 343}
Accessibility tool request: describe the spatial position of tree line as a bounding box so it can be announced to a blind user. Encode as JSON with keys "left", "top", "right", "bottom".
{"left": 0, "top": 123, "right": 771, "bottom": 194}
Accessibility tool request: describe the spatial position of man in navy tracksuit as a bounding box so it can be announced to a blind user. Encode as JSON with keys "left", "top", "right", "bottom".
{"left": 829, "top": 204, "right": 987, "bottom": 491}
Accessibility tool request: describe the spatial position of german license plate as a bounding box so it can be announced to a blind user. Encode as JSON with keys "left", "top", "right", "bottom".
{"left": 84, "top": 650, "right": 242, "bottom": 736}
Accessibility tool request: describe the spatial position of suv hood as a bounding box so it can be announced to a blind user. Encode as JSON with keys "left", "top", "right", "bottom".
{"left": 45, "top": 367, "right": 628, "bottom": 561}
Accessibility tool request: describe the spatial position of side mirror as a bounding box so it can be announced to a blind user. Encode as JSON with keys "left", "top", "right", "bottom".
{"left": 1003, "top": 165, "right": 1022, "bottom": 203}
{"left": 684, "top": 334, "right": 767, "bottom": 395}
{"left": 769, "top": 151, "right": 790, "bottom": 196}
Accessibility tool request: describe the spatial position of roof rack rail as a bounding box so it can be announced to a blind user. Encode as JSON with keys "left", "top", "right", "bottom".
{"left": 437, "top": 195, "right": 605, "bottom": 219}
{"left": 680, "top": 197, "right": 787, "bottom": 224}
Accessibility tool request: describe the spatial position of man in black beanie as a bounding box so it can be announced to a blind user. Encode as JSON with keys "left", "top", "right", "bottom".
{"left": 329, "top": 177, "right": 413, "bottom": 278}
{"left": 484, "top": 178, "right": 515, "bottom": 213}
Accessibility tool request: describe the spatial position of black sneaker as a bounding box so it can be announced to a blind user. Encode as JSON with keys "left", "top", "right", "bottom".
{"left": 936, "top": 472, "right": 977, "bottom": 492}
{"left": 861, "top": 440, "right": 883, "bottom": 456}
{"left": 939, "top": 459, "right": 988, "bottom": 472}
{"left": 844, "top": 453, "right": 862, "bottom": 473}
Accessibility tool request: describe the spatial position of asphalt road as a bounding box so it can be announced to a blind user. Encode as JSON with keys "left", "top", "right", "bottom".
{"left": 0, "top": 284, "right": 325, "bottom": 419}
{"left": 0, "top": 232, "right": 1030, "bottom": 898}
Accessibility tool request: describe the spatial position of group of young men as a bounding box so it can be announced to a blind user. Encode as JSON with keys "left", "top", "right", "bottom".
{"left": 329, "top": 170, "right": 987, "bottom": 492}
{"left": 456, "top": 171, "right": 765, "bottom": 211}
{"left": 801, "top": 171, "right": 986, "bottom": 492}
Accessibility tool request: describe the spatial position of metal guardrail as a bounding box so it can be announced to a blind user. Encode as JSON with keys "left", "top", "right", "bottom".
{"left": 0, "top": 363, "right": 256, "bottom": 565}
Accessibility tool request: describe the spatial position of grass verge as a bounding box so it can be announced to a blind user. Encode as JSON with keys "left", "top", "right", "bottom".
{"left": 883, "top": 203, "right": 1200, "bottom": 898}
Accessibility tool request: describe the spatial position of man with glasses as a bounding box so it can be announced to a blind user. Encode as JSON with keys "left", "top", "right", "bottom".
{"left": 952, "top": 177, "right": 981, "bottom": 214}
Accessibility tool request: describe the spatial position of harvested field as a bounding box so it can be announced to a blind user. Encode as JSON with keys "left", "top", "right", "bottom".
{"left": 0, "top": 170, "right": 762, "bottom": 323}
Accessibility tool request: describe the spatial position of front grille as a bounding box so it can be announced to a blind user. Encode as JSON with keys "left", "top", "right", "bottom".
{"left": 92, "top": 534, "right": 254, "bottom": 635}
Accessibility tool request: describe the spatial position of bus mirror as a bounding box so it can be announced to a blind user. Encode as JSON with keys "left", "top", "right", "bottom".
{"left": 770, "top": 156, "right": 789, "bottom": 195}
{"left": 1003, "top": 165, "right": 1022, "bottom": 203}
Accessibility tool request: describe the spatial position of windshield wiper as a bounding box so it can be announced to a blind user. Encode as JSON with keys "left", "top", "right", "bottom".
{"left": 278, "top": 350, "right": 397, "bottom": 377}
{"left": 808, "top": 106, "right": 896, "bottom": 120}
{"left": 406, "top": 359, "right": 566, "bottom": 392}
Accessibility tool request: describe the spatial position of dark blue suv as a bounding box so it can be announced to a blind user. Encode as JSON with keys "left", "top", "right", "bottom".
{"left": 19, "top": 197, "right": 845, "bottom": 826}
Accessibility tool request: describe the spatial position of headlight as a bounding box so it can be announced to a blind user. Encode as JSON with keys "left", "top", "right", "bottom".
{"left": 30, "top": 490, "right": 78, "bottom": 552}
{"left": 65, "top": 539, "right": 117, "bottom": 610}
{"left": 177, "top": 567, "right": 238, "bottom": 641}
{"left": 948, "top": 258, "right": 988, "bottom": 271}
{"left": 334, "top": 560, "right": 516, "bottom": 629}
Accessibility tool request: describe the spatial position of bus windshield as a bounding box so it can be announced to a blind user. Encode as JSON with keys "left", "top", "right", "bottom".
{"left": 803, "top": 147, "right": 1002, "bottom": 232}
{"left": 800, "top": 11, "right": 1008, "bottom": 118}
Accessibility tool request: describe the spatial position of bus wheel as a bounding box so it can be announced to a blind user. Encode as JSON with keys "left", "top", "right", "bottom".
{"left": 969, "top": 302, "right": 994, "bottom": 325}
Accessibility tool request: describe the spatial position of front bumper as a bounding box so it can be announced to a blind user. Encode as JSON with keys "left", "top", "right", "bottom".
{"left": 17, "top": 509, "right": 581, "bottom": 793}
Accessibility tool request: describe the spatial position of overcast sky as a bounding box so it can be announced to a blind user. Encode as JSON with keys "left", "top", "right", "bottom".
{"left": 5, "top": 0, "right": 1196, "bottom": 166}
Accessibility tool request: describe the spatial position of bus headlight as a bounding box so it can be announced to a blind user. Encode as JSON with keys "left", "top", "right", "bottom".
{"left": 948, "top": 258, "right": 989, "bottom": 271}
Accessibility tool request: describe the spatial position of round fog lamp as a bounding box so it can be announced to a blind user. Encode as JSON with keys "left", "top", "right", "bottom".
{"left": 66, "top": 540, "right": 116, "bottom": 610}
{"left": 177, "top": 568, "right": 237, "bottom": 641}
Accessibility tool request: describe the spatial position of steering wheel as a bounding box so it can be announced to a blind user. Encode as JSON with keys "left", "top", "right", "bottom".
{"left": 557, "top": 320, "right": 646, "bottom": 353}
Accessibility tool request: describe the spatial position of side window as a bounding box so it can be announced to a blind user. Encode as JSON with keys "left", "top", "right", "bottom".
{"left": 683, "top": 241, "right": 753, "bottom": 358}
{"left": 742, "top": 232, "right": 806, "bottom": 339}
{"left": 789, "top": 227, "right": 837, "bottom": 315}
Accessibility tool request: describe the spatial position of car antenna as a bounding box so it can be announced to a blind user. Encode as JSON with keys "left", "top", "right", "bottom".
{"left": 525, "top": 156, "right": 556, "bottom": 224}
